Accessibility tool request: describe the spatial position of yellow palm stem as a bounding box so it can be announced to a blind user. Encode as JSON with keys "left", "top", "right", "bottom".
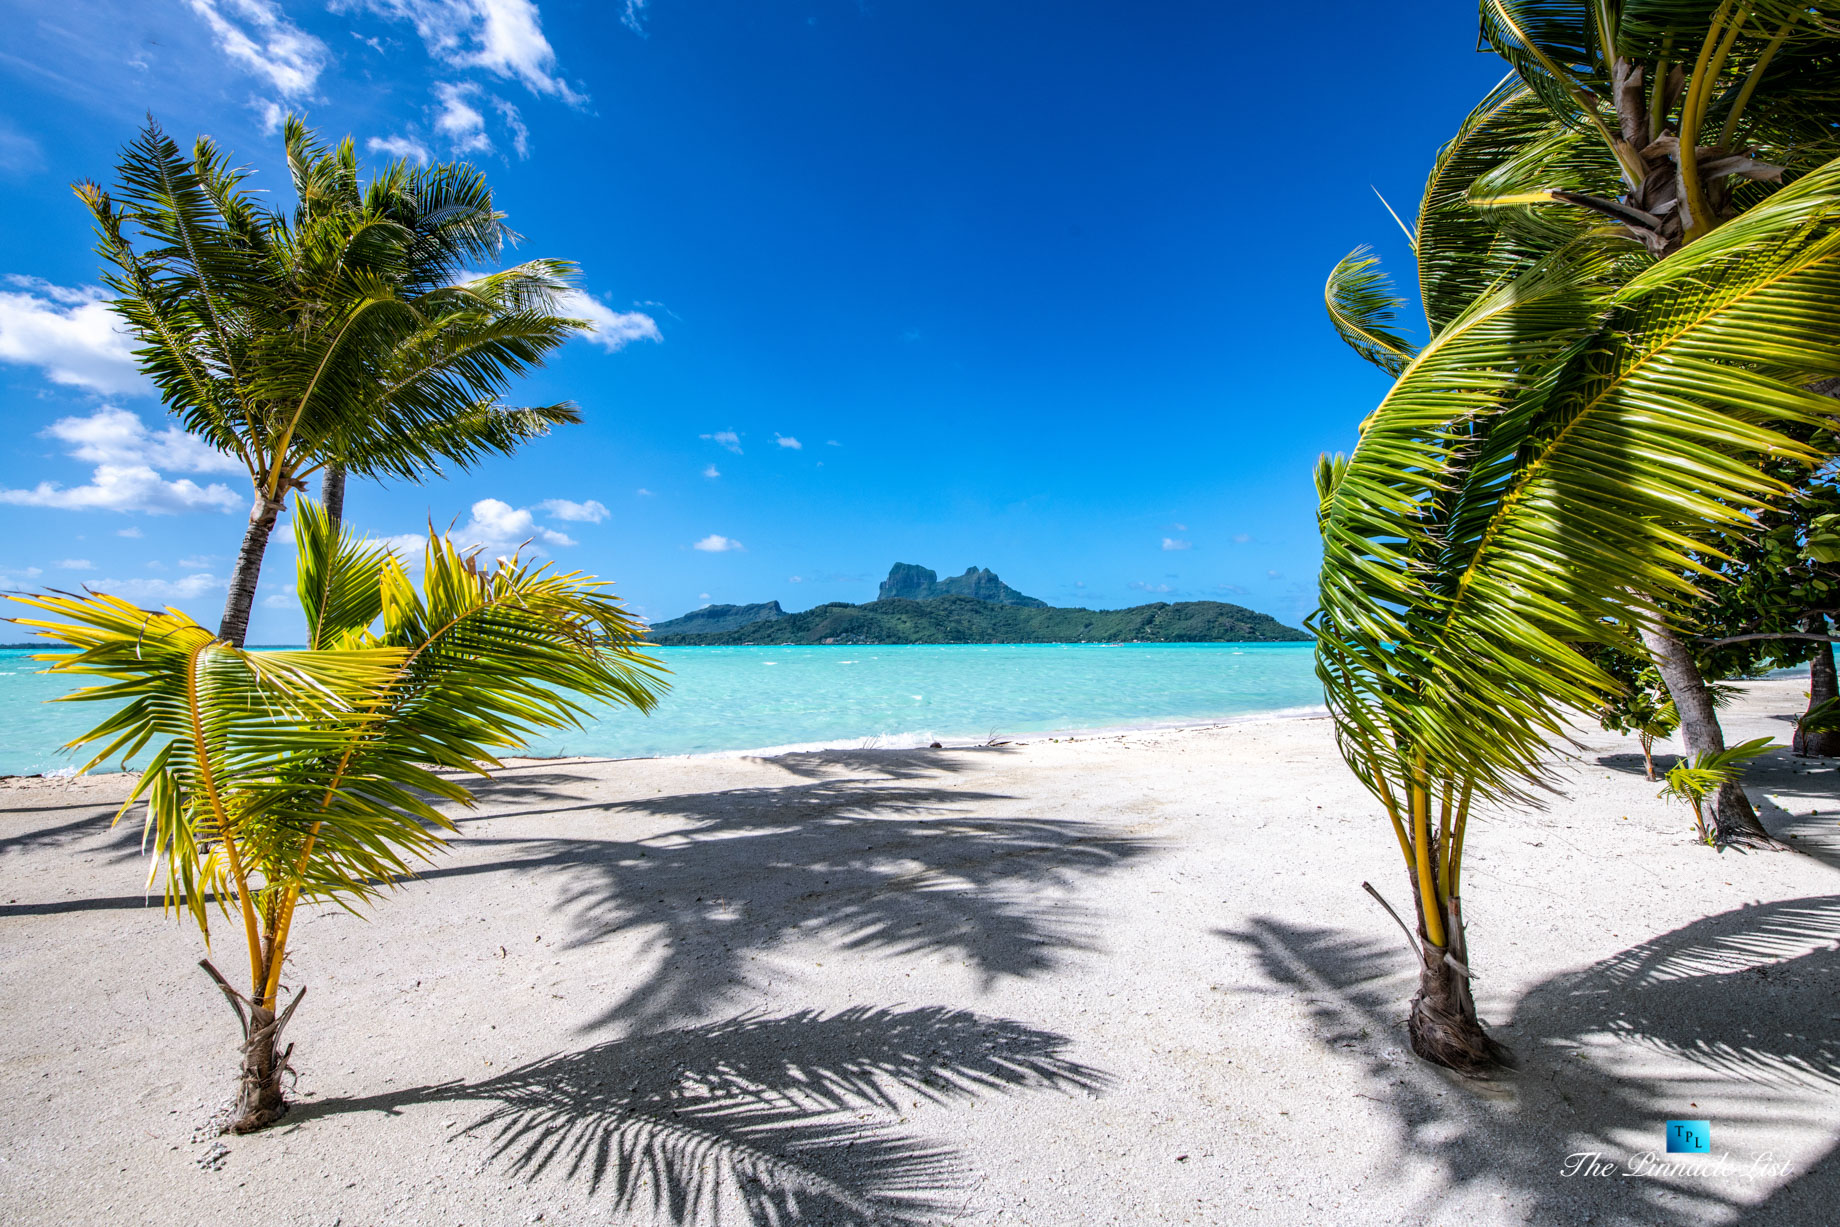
{"left": 1445, "top": 778, "right": 1475, "bottom": 900}
{"left": 1411, "top": 760, "right": 1447, "bottom": 949}
{"left": 1679, "top": 2, "right": 1747, "bottom": 239}
{"left": 1371, "top": 766, "right": 1413, "bottom": 865}
{"left": 1718, "top": 17, "right": 1798, "bottom": 151}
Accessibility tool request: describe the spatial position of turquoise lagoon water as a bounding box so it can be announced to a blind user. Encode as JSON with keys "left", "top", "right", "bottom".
{"left": 0, "top": 642, "right": 1323, "bottom": 777}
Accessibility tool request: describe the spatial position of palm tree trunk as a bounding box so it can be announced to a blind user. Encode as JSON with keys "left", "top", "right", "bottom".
{"left": 1636, "top": 619, "right": 1776, "bottom": 847}
{"left": 1794, "top": 623, "right": 1840, "bottom": 757}
{"left": 320, "top": 464, "right": 346, "bottom": 526}
{"left": 1407, "top": 888, "right": 1511, "bottom": 1075}
{"left": 200, "top": 960, "right": 304, "bottom": 1133}
{"left": 219, "top": 494, "right": 285, "bottom": 649}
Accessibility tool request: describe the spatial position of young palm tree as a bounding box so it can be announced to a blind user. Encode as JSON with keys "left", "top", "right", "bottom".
{"left": 1326, "top": 0, "right": 1840, "bottom": 845}
{"left": 8, "top": 503, "right": 667, "bottom": 1131}
{"left": 1315, "top": 155, "right": 1840, "bottom": 1071}
{"left": 79, "top": 118, "right": 588, "bottom": 646}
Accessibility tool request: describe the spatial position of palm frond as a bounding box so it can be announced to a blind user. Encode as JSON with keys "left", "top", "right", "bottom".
{"left": 1324, "top": 247, "right": 1418, "bottom": 377}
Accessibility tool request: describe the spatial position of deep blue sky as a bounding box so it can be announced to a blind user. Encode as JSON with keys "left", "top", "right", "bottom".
{"left": 0, "top": 1, "right": 1504, "bottom": 639}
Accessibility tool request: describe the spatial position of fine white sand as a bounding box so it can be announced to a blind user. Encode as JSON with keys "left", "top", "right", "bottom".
{"left": 1, "top": 679, "right": 1836, "bottom": 1226}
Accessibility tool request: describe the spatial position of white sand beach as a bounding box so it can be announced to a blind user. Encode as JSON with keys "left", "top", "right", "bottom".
{"left": 2, "top": 678, "right": 1836, "bottom": 1226}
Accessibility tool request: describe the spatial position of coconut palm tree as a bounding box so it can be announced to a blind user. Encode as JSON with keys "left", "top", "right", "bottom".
{"left": 7, "top": 502, "right": 667, "bottom": 1131}
{"left": 78, "top": 117, "right": 588, "bottom": 646}
{"left": 1314, "top": 154, "right": 1840, "bottom": 1071}
{"left": 1326, "top": 0, "right": 1840, "bottom": 846}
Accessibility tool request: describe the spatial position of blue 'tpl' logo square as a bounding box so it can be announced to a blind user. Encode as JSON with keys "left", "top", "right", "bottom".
{"left": 1667, "top": 1120, "right": 1710, "bottom": 1154}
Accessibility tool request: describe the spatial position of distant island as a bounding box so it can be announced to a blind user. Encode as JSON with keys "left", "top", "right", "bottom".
{"left": 647, "top": 563, "right": 1310, "bottom": 645}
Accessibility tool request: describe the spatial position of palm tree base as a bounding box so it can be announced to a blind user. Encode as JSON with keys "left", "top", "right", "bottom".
{"left": 200, "top": 960, "right": 304, "bottom": 1133}
{"left": 1408, "top": 950, "right": 1514, "bottom": 1077}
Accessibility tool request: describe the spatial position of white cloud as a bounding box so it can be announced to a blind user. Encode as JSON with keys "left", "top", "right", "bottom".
{"left": 433, "top": 81, "right": 493, "bottom": 153}
{"left": 1161, "top": 538, "right": 1192, "bottom": 551}
{"left": 186, "top": 0, "right": 328, "bottom": 98}
{"left": 702, "top": 464, "right": 720, "bottom": 479}
{"left": 1169, "top": 522, "right": 1188, "bottom": 532}
{"left": 456, "top": 497, "right": 575, "bottom": 551}
{"left": 253, "top": 97, "right": 287, "bottom": 135}
{"left": 116, "top": 526, "right": 143, "bottom": 538}
{"left": 702, "top": 431, "right": 742, "bottom": 454}
{"left": 788, "top": 575, "right": 803, "bottom": 583}
{"left": 339, "top": 0, "right": 584, "bottom": 101}
{"left": 0, "top": 279, "right": 147, "bottom": 394}
{"left": 1233, "top": 533, "right": 1252, "bottom": 544}
{"left": 560, "top": 291, "right": 661, "bottom": 352}
{"left": 621, "top": 0, "right": 649, "bottom": 36}
{"left": 0, "top": 407, "right": 243, "bottom": 514}
{"left": 692, "top": 534, "right": 743, "bottom": 553}
{"left": 0, "top": 565, "right": 44, "bottom": 582}
{"left": 1129, "top": 581, "right": 1173, "bottom": 594}
{"left": 494, "top": 97, "right": 530, "bottom": 159}
{"left": 0, "top": 466, "right": 242, "bottom": 515}
{"left": 97, "top": 572, "right": 226, "bottom": 602}
{"left": 1267, "top": 569, "right": 1281, "bottom": 579}
{"left": 537, "top": 497, "right": 608, "bottom": 523}
{"left": 54, "top": 558, "right": 93, "bottom": 571}
{"left": 635, "top": 487, "right": 654, "bottom": 497}
{"left": 178, "top": 555, "right": 217, "bottom": 570}
{"left": 368, "top": 134, "right": 433, "bottom": 164}
{"left": 43, "top": 407, "right": 241, "bottom": 475}
{"left": 698, "top": 592, "right": 710, "bottom": 602}
{"left": 826, "top": 440, "right": 841, "bottom": 447}
{"left": 776, "top": 434, "right": 803, "bottom": 450}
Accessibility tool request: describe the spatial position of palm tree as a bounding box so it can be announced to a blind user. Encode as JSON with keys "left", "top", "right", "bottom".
{"left": 8, "top": 501, "right": 667, "bottom": 1131}
{"left": 1314, "top": 154, "right": 1840, "bottom": 1071}
{"left": 1326, "top": 0, "right": 1840, "bottom": 845}
{"left": 79, "top": 117, "right": 588, "bottom": 646}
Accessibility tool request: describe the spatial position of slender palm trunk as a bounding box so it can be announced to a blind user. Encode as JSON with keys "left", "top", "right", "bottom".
{"left": 219, "top": 494, "right": 286, "bottom": 649}
{"left": 1636, "top": 619, "right": 1776, "bottom": 847}
{"left": 320, "top": 464, "right": 347, "bottom": 526}
{"left": 1794, "top": 626, "right": 1840, "bottom": 757}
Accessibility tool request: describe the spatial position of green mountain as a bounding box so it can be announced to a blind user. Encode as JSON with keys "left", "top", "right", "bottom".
{"left": 647, "top": 600, "right": 786, "bottom": 637}
{"left": 878, "top": 562, "right": 1048, "bottom": 607}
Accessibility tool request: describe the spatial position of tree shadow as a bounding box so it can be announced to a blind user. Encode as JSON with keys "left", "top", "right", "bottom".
{"left": 297, "top": 1005, "right": 1104, "bottom": 1226}
{"left": 0, "top": 802, "right": 144, "bottom": 862}
{"left": 1220, "top": 896, "right": 1840, "bottom": 1225}
{"left": 1593, "top": 751, "right": 1678, "bottom": 778}
{"left": 412, "top": 773, "right": 1159, "bottom": 1029}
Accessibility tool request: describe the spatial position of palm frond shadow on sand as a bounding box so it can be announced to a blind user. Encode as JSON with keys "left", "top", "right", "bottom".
{"left": 301, "top": 1005, "right": 1104, "bottom": 1226}
{"left": 418, "top": 762, "right": 1161, "bottom": 1031}
{"left": 1221, "top": 895, "right": 1840, "bottom": 1226}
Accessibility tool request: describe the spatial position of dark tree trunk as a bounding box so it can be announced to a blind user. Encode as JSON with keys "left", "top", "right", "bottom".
{"left": 1637, "top": 619, "right": 1777, "bottom": 848}
{"left": 218, "top": 494, "right": 284, "bottom": 649}
{"left": 1794, "top": 627, "right": 1840, "bottom": 757}
{"left": 200, "top": 960, "right": 304, "bottom": 1134}
{"left": 1407, "top": 888, "right": 1512, "bottom": 1076}
{"left": 320, "top": 464, "right": 346, "bottom": 525}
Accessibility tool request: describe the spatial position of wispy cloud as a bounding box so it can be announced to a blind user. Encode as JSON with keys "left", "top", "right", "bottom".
{"left": 116, "top": 526, "right": 143, "bottom": 538}
{"left": 0, "top": 279, "right": 148, "bottom": 395}
{"left": 339, "top": 0, "right": 585, "bottom": 102}
{"left": 692, "top": 534, "right": 743, "bottom": 553}
{"left": 95, "top": 571, "right": 226, "bottom": 602}
{"left": 1161, "top": 537, "right": 1191, "bottom": 551}
{"left": 621, "top": 0, "right": 649, "bottom": 36}
{"left": 701, "top": 430, "right": 742, "bottom": 454}
{"left": 536, "top": 497, "right": 608, "bottom": 523}
{"left": 186, "top": 0, "right": 328, "bottom": 98}
{"left": 1129, "top": 581, "right": 1174, "bottom": 594}
{"left": 0, "top": 407, "right": 242, "bottom": 515}
{"left": 702, "top": 464, "right": 720, "bottom": 479}
{"left": 635, "top": 487, "right": 655, "bottom": 497}
{"left": 560, "top": 290, "right": 662, "bottom": 351}
{"left": 433, "top": 81, "right": 493, "bottom": 153}
{"left": 53, "top": 558, "right": 93, "bottom": 571}
{"left": 776, "top": 434, "right": 803, "bottom": 450}
{"left": 367, "top": 133, "right": 432, "bottom": 163}
{"left": 1233, "top": 533, "right": 1252, "bottom": 544}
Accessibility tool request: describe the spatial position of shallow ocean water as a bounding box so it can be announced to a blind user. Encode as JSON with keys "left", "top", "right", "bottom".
{"left": 0, "top": 641, "right": 1323, "bottom": 776}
